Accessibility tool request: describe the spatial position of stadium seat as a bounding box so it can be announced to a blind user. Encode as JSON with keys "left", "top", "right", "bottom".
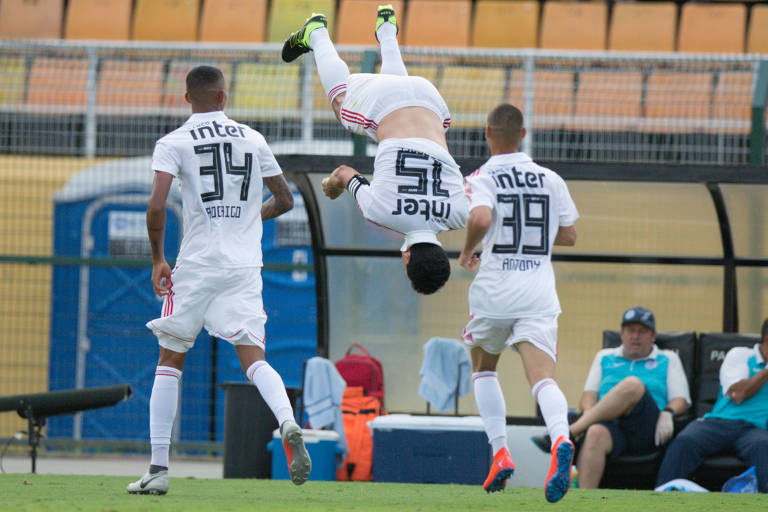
{"left": 336, "top": 0, "right": 404, "bottom": 45}
{"left": 231, "top": 63, "right": 301, "bottom": 117}
{"left": 64, "top": 0, "right": 132, "bottom": 40}
{"left": 97, "top": 60, "right": 165, "bottom": 112}
{"left": 747, "top": 5, "right": 768, "bottom": 54}
{"left": 539, "top": 1, "right": 607, "bottom": 50}
{"left": 574, "top": 71, "right": 643, "bottom": 131}
{"left": 439, "top": 66, "right": 506, "bottom": 127}
{"left": 608, "top": 2, "right": 676, "bottom": 52}
{"left": 403, "top": 0, "right": 472, "bottom": 47}
{"left": 678, "top": 4, "right": 746, "bottom": 53}
{"left": 0, "top": 57, "right": 27, "bottom": 106}
{"left": 163, "top": 60, "right": 235, "bottom": 111}
{"left": 508, "top": 70, "right": 575, "bottom": 129}
{"left": 267, "top": 0, "right": 337, "bottom": 43}
{"left": 200, "top": 0, "right": 268, "bottom": 42}
{"left": 471, "top": 0, "right": 538, "bottom": 49}
{"left": 644, "top": 71, "right": 713, "bottom": 132}
{"left": 26, "top": 57, "right": 89, "bottom": 110}
{"left": 0, "top": 0, "right": 64, "bottom": 39}
{"left": 714, "top": 72, "right": 753, "bottom": 134}
{"left": 132, "top": 0, "right": 200, "bottom": 41}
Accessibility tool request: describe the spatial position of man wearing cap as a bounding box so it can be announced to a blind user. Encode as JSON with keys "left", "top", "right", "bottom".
{"left": 656, "top": 317, "right": 768, "bottom": 493}
{"left": 534, "top": 306, "right": 690, "bottom": 488}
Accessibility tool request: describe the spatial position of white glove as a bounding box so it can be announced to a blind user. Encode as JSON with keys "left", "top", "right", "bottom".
{"left": 654, "top": 410, "right": 674, "bottom": 446}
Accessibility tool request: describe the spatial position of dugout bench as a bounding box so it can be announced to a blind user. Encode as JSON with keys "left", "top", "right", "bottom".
{"left": 598, "top": 331, "right": 756, "bottom": 490}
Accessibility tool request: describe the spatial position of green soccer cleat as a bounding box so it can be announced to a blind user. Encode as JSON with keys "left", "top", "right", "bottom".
{"left": 375, "top": 5, "right": 398, "bottom": 42}
{"left": 281, "top": 13, "right": 328, "bottom": 63}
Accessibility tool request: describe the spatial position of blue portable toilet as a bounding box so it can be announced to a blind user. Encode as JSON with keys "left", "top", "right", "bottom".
{"left": 48, "top": 157, "right": 214, "bottom": 443}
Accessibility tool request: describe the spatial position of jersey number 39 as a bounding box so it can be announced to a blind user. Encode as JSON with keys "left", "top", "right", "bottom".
{"left": 493, "top": 193, "right": 549, "bottom": 255}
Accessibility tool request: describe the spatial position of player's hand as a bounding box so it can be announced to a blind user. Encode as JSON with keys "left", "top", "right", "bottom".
{"left": 654, "top": 410, "right": 674, "bottom": 446}
{"left": 151, "top": 260, "right": 173, "bottom": 297}
{"left": 321, "top": 176, "right": 344, "bottom": 200}
{"left": 459, "top": 250, "right": 480, "bottom": 272}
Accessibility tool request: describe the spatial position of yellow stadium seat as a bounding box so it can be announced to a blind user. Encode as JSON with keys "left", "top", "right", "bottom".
{"left": 65, "top": 0, "right": 132, "bottom": 40}
{"left": 678, "top": 4, "right": 746, "bottom": 53}
{"left": 540, "top": 2, "right": 607, "bottom": 50}
{"left": 26, "top": 58, "right": 88, "bottom": 110}
{"left": 336, "top": 0, "right": 404, "bottom": 45}
{"left": 200, "top": 0, "right": 268, "bottom": 42}
{"left": 267, "top": 0, "right": 336, "bottom": 43}
{"left": 609, "top": 2, "right": 676, "bottom": 52}
{"left": 714, "top": 72, "right": 753, "bottom": 134}
{"left": 0, "top": 0, "right": 64, "bottom": 39}
{"left": 439, "top": 66, "right": 506, "bottom": 127}
{"left": 644, "top": 72, "right": 713, "bottom": 132}
{"left": 132, "top": 0, "right": 200, "bottom": 41}
{"left": 747, "top": 5, "right": 768, "bottom": 54}
{"left": 97, "top": 60, "right": 165, "bottom": 111}
{"left": 163, "top": 61, "right": 235, "bottom": 111}
{"left": 0, "top": 57, "right": 27, "bottom": 106}
{"left": 508, "top": 70, "right": 575, "bottom": 128}
{"left": 574, "top": 71, "right": 643, "bottom": 131}
{"left": 231, "top": 63, "right": 301, "bottom": 117}
{"left": 404, "top": 0, "right": 471, "bottom": 47}
{"left": 471, "top": 0, "right": 538, "bottom": 49}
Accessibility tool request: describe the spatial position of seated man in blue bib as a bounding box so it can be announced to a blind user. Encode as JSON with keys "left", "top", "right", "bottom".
{"left": 533, "top": 306, "right": 690, "bottom": 488}
{"left": 656, "top": 317, "right": 768, "bottom": 493}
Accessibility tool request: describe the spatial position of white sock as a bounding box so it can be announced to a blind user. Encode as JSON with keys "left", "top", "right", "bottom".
{"left": 377, "top": 24, "right": 407, "bottom": 76}
{"left": 150, "top": 366, "right": 181, "bottom": 468}
{"left": 531, "top": 378, "right": 570, "bottom": 442}
{"left": 246, "top": 361, "right": 294, "bottom": 426}
{"left": 473, "top": 371, "right": 507, "bottom": 453}
{"left": 309, "top": 27, "right": 350, "bottom": 102}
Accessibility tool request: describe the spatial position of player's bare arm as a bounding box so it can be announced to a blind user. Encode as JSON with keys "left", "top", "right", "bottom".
{"left": 726, "top": 367, "right": 768, "bottom": 404}
{"left": 322, "top": 165, "right": 360, "bottom": 200}
{"left": 554, "top": 225, "right": 577, "bottom": 246}
{"left": 146, "top": 171, "right": 174, "bottom": 297}
{"left": 261, "top": 175, "right": 294, "bottom": 221}
{"left": 459, "top": 206, "right": 492, "bottom": 272}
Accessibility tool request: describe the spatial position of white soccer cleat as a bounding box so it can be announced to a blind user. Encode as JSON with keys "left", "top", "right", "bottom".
{"left": 281, "top": 420, "right": 312, "bottom": 485}
{"left": 126, "top": 470, "right": 169, "bottom": 495}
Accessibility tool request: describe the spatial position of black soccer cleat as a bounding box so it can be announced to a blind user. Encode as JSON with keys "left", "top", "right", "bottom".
{"left": 281, "top": 13, "right": 327, "bottom": 63}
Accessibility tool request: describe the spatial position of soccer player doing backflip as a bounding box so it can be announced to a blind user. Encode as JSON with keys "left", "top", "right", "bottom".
{"left": 459, "top": 104, "right": 579, "bottom": 502}
{"left": 281, "top": 5, "right": 468, "bottom": 294}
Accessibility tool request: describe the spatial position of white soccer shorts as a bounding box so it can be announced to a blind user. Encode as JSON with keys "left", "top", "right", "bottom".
{"left": 146, "top": 262, "right": 267, "bottom": 353}
{"left": 461, "top": 314, "right": 559, "bottom": 362}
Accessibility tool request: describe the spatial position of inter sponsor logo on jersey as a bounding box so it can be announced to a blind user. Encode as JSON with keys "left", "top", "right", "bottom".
{"left": 189, "top": 120, "right": 247, "bottom": 141}
{"left": 492, "top": 167, "right": 546, "bottom": 189}
{"left": 391, "top": 198, "right": 451, "bottom": 221}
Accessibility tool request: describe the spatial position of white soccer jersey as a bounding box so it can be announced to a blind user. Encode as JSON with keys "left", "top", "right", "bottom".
{"left": 464, "top": 152, "right": 579, "bottom": 318}
{"left": 151, "top": 111, "right": 282, "bottom": 267}
{"left": 349, "top": 137, "right": 469, "bottom": 249}
{"left": 340, "top": 73, "right": 452, "bottom": 142}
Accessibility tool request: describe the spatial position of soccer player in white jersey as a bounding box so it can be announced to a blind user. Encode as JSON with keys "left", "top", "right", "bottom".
{"left": 126, "top": 66, "right": 310, "bottom": 495}
{"left": 459, "top": 104, "right": 579, "bottom": 502}
{"left": 281, "top": 5, "right": 468, "bottom": 294}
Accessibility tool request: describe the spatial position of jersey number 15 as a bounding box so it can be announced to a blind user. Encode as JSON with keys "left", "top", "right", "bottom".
{"left": 194, "top": 142, "right": 253, "bottom": 202}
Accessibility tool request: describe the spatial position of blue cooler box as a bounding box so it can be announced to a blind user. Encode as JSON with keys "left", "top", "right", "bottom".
{"left": 370, "top": 415, "right": 491, "bottom": 485}
{"left": 268, "top": 429, "right": 341, "bottom": 481}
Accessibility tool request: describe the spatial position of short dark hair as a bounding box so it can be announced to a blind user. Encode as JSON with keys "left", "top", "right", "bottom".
{"left": 186, "top": 65, "right": 225, "bottom": 101}
{"left": 487, "top": 103, "right": 524, "bottom": 144}
{"left": 406, "top": 243, "right": 450, "bottom": 295}
{"left": 762, "top": 317, "right": 768, "bottom": 340}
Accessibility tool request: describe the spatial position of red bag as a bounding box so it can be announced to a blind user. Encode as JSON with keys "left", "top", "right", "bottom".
{"left": 335, "top": 343, "right": 385, "bottom": 406}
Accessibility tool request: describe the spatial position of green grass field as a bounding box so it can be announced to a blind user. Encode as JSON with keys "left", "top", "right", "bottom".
{"left": 0, "top": 475, "right": 762, "bottom": 512}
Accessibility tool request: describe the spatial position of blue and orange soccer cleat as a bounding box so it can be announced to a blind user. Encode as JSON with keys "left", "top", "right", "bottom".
{"left": 544, "top": 436, "right": 574, "bottom": 503}
{"left": 483, "top": 446, "right": 515, "bottom": 493}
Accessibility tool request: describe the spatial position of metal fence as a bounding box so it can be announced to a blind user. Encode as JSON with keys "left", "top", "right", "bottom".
{"left": 0, "top": 40, "right": 766, "bottom": 450}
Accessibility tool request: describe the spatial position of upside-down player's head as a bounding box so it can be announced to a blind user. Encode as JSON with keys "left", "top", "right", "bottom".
{"left": 185, "top": 65, "right": 227, "bottom": 112}
{"left": 404, "top": 243, "right": 451, "bottom": 295}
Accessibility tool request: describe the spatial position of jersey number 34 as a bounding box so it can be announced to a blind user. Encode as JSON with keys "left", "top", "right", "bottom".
{"left": 194, "top": 142, "right": 253, "bottom": 202}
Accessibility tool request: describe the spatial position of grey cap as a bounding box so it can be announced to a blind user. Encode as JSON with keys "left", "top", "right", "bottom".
{"left": 621, "top": 306, "right": 655, "bottom": 330}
